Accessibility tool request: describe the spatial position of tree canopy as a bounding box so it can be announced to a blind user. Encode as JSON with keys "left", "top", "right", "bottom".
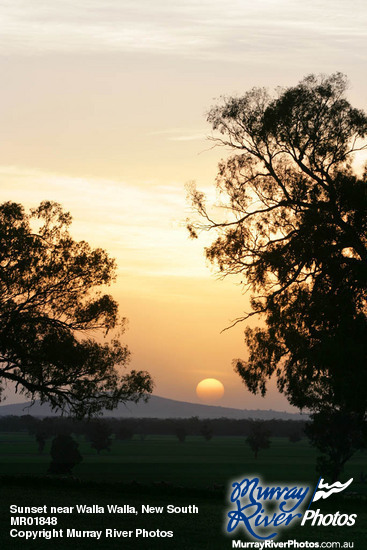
{"left": 49, "top": 433, "right": 82, "bottom": 474}
{"left": 188, "top": 73, "right": 367, "bottom": 421}
{"left": 0, "top": 201, "right": 153, "bottom": 417}
{"left": 246, "top": 421, "right": 271, "bottom": 460}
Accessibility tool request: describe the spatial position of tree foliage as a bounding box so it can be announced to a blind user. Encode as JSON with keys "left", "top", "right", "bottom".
{"left": 188, "top": 73, "right": 367, "bottom": 473}
{"left": 49, "top": 433, "right": 82, "bottom": 475}
{"left": 86, "top": 420, "right": 112, "bottom": 454}
{"left": 188, "top": 74, "right": 366, "bottom": 409}
{"left": 246, "top": 421, "right": 271, "bottom": 459}
{"left": 305, "top": 410, "right": 366, "bottom": 481}
{"left": 0, "top": 201, "right": 153, "bottom": 417}
{"left": 200, "top": 423, "right": 213, "bottom": 441}
{"left": 174, "top": 425, "right": 187, "bottom": 443}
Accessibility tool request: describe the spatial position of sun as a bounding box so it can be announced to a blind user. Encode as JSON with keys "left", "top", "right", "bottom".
{"left": 196, "top": 378, "right": 224, "bottom": 403}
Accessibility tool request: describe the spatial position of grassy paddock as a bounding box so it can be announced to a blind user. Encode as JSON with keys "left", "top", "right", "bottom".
{"left": 0, "top": 477, "right": 366, "bottom": 550}
{"left": 0, "top": 434, "right": 365, "bottom": 549}
{"left": 0, "top": 433, "right": 365, "bottom": 488}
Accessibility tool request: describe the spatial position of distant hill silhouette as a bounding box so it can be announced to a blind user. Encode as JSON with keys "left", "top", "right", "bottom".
{"left": 0, "top": 395, "right": 306, "bottom": 420}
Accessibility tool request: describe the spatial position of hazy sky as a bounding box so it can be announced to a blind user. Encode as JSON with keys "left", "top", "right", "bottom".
{"left": 1, "top": 0, "right": 366, "bottom": 410}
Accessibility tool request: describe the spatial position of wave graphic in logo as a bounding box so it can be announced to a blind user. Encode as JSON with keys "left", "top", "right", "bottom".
{"left": 311, "top": 477, "right": 353, "bottom": 503}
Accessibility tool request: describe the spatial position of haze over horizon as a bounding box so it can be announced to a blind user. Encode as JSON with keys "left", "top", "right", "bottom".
{"left": 0, "top": 394, "right": 306, "bottom": 420}
{"left": 1, "top": 0, "right": 366, "bottom": 411}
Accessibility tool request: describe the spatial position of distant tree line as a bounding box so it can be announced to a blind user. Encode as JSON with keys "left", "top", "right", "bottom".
{"left": 0, "top": 414, "right": 307, "bottom": 439}
{"left": 0, "top": 415, "right": 307, "bottom": 475}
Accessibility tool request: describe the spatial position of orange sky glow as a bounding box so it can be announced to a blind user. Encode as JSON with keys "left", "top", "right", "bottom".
{"left": 1, "top": 0, "right": 366, "bottom": 412}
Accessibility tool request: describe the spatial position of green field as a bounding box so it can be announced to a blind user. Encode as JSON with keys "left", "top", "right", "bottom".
{"left": 0, "top": 433, "right": 366, "bottom": 549}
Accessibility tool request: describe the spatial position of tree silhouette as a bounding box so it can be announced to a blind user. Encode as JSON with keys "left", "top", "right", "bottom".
{"left": 200, "top": 423, "right": 213, "bottom": 441}
{"left": 188, "top": 73, "right": 367, "bottom": 474}
{"left": 0, "top": 201, "right": 153, "bottom": 417}
{"left": 35, "top": 429, "right": 49, "bottom": 454}
{"left": 49, "top": 433, "right": 82, "bottom": 474}
{"left": 174, "top": 425, "right": 187, "bottom": 443}
{"left": 246, "top": 421, "right": 271, "bottom": 459}
{"left": 86, "top": 420, "right": 112, "bottom": 454}
{"left": 306, "top": 410, "right": 366, "bottom": 481}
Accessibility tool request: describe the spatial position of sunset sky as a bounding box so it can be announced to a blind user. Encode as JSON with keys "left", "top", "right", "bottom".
{"left": 1, "top": 0, "right": 366, "bottom": 411}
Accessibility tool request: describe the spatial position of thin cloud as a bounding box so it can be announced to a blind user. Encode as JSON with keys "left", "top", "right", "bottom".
{"left": 169, "top": 134, "right": 206, "bottom": 142}
{"left": 0, "top": 0, "right": 365, "bottom": 62}
{"left": 148, "top": 128, "right": 207, "bottom": 142}
{"left": 0, "top": 165, "right": 210, "bottom": 278}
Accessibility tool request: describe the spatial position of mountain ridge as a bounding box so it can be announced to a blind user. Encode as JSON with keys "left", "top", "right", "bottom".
{"left": 0, "top": 395, "right": 307, "bottom": 420}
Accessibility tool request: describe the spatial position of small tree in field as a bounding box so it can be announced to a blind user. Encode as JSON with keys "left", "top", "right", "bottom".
{"left": 174, "top": 425, "right": 187, "bottom": 443}
{"left": 49, "top": 434, "right": 82, "bottom": 474}
{"left": 86, "top": 420, "right": 112, "bottom": 454}
{"left": 35, "top": 430, "right": 48, "bottom": 454}
{"left": 200, "top": 423, "right": 213, "bottom": 441}
{"left": 246, "top": 421, "right": 271, "bottom": 459}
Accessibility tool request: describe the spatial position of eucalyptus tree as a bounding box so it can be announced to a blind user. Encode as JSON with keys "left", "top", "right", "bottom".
{"left": 189, "top": 73, "right": 367, "bottom": 478}
{"left": 0, "top": 201, "right": 153, "bottom": 417}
